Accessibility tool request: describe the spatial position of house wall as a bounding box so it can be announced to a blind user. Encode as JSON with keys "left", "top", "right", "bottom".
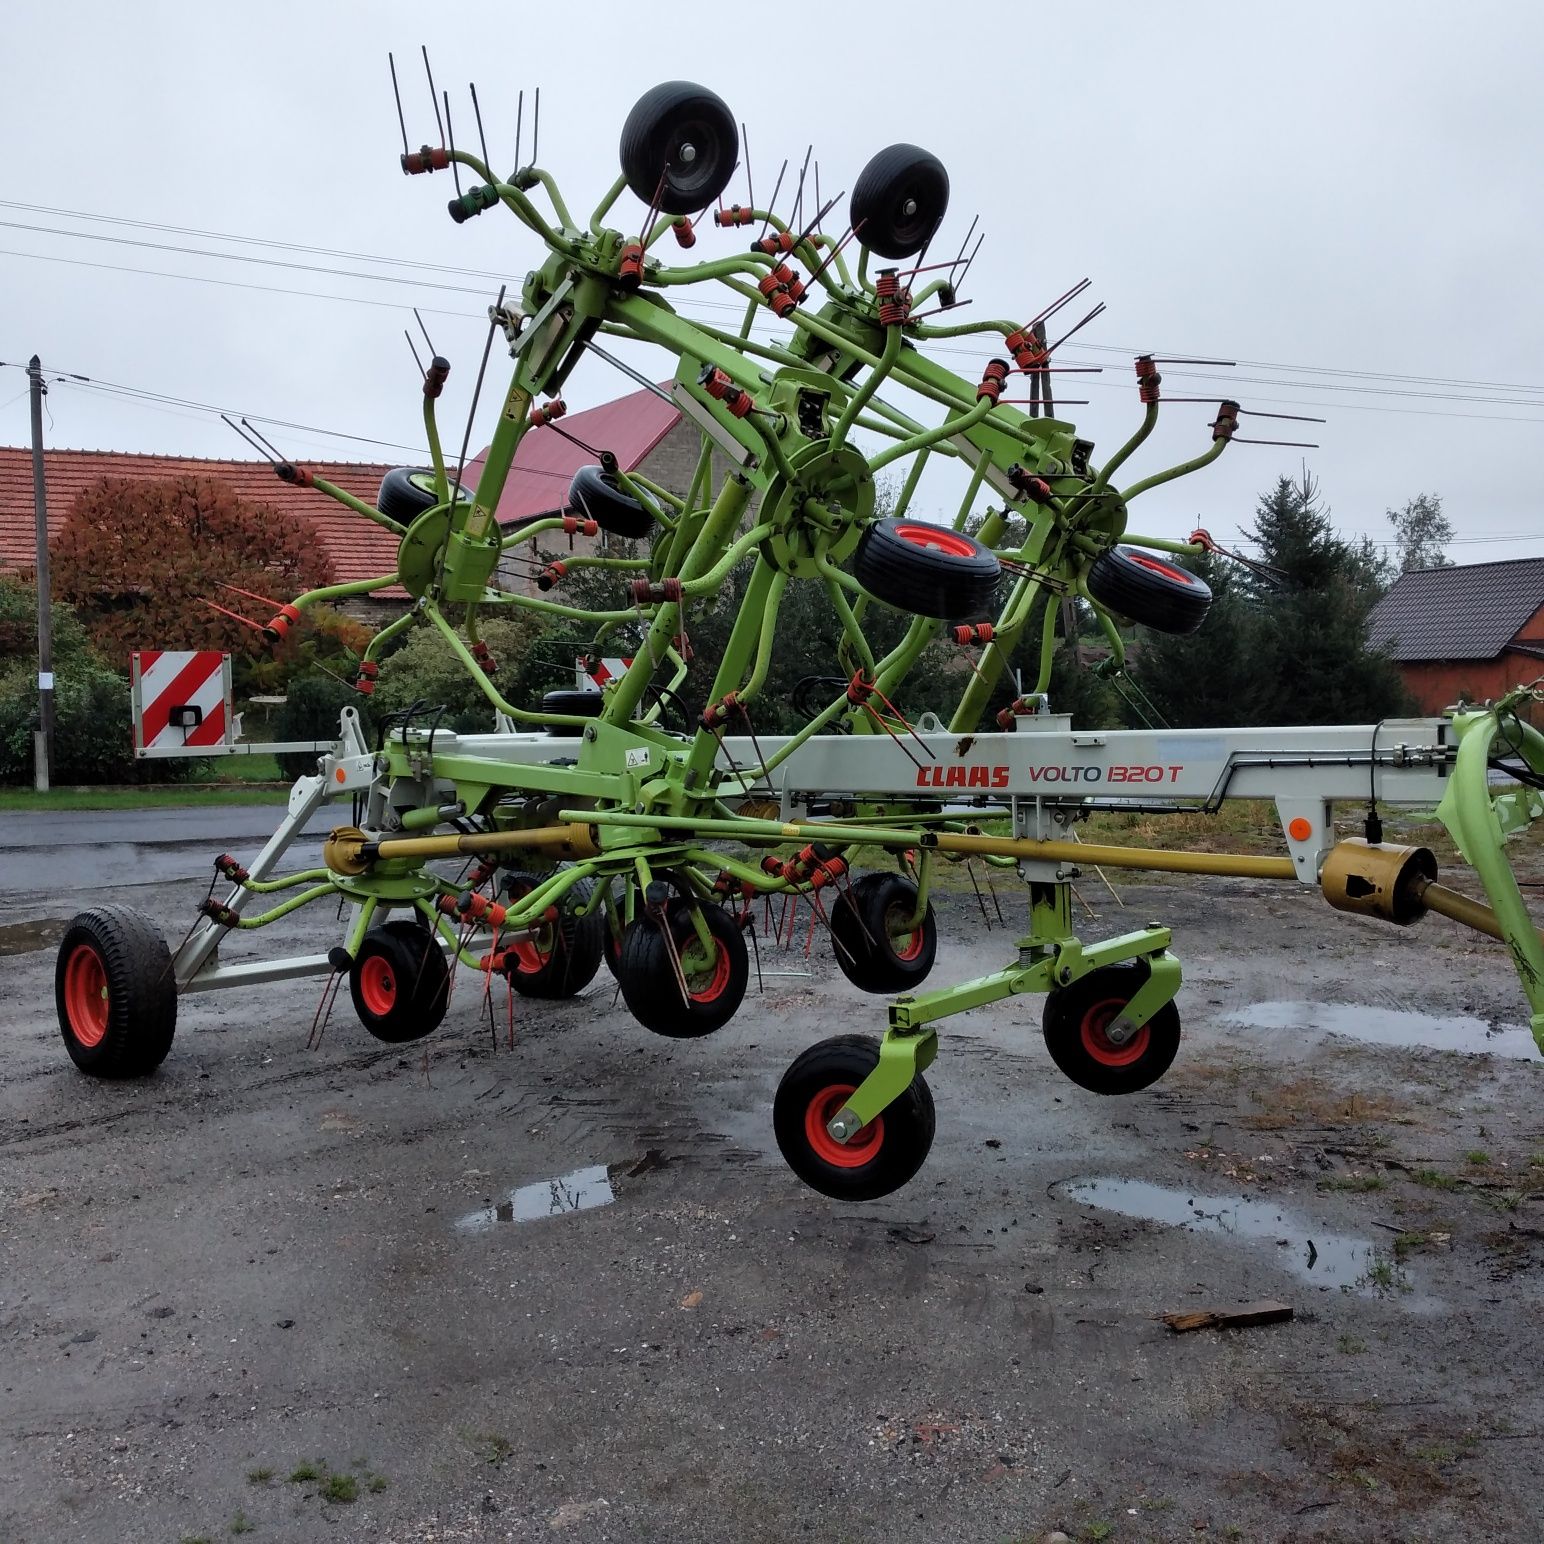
{"left": 1399, "top": 653, "right": 1544, "bottom": 716}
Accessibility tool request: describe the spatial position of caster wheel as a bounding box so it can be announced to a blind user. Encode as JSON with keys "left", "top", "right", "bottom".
{"left": 617, "top": 901, "right": 748, "bottom": 1037}
{"left": 829, "top": 872, "right": 937, "bottom": 993}
{"left": 500, "top": 871, "right": 604, "bottom": 999}
{"left": 773, "top": 1034, "right": 935, "bottom": 1201}
{"left": 853, "top": 518, "right": 1000, "bottom": 620}
{"left": 349, "top": 920, "right": 450, "bottom": 1044}
{"left": 1042, "top": 962, "right": 1181, "bottom": 1094}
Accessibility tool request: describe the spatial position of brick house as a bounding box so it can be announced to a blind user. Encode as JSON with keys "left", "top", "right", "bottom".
{"left": 1366, "top": 557, "right": 1544, "bottom": 714}
{"left": 0, "top": 385, "right": 703, "bottom": 621}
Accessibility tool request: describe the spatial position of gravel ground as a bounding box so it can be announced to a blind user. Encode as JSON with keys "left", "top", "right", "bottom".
{"left": 2, "top": 832, "right": 1542, "bottom": 1544}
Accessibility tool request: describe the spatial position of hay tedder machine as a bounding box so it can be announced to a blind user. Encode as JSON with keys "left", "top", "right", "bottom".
{"left": 54, "top": 75, "right": 1544, "bottom": 1200}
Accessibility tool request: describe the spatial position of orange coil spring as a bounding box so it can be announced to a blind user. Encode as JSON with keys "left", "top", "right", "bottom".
{"left": 618, "top": 241, "right": 645, "bottom": 287}
{"left": 672, "top": 217, "right": 696, "bottom": 247}
{"left": 714, "top": 205, "right": 755, "bottom": 227}
{"left": 977, "top": 358, "right": 1010, "bottom": 403}
{"left": 529, "top": 398, "right": 567, "bottom": 428}
{"left": 1135, "top": 355, "right": 1161, "bottom": 404}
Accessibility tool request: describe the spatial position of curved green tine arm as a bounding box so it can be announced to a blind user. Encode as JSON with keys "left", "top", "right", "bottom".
{"left": 1119, "top": 433, "right": 1229, "bottom": 502}
{"left": 1116, "top": 534, "right": 1209, "bottom": 557}
{"left": 589, "top": 173, "right": 628, "bottom": 234}
{"left": 830, "top": 323, "right": 904, "bottom": 448}
{"left": 308, "top": 476, "right": 406, "bottom": 536}
{"left": 679, "top": 523, "right": 777, "bottom": 597}
{"left": 292, "top": 573, "right": 403, "bottom": 612}
{"left": 422, "top": 395, "right": 448, "bottom": 502}
{"left": 422, "top": 599, "right": 586, "bottom": 727}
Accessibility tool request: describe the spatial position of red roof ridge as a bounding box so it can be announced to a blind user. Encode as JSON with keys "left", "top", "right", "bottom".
{"left": 0, "top": 445, "right": 394, "bottom": 471}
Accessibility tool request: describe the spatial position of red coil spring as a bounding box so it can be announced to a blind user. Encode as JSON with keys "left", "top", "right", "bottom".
{"left": 714, "top": 205, "right": 755, "bottom": 227}
{"left": 537, "top": 561, "right": 568, "bottom": 592}
{"left": 951, "top": 622, "right": 995, "bottom": 646}
{"left": 1135, "top": 355, "right": 1161, "bottom": 404}
{"left": 629, "top": 577, "right": 684, "bottom": 604}
{"left": 400, "top": 145, "right": 451, "bottom": 175}
{"left": 262, "top": 603, "right": 301, "bottom": 645}
{"left": 753, "top": 230, "right": 796, "bottom": 255}
{"left": 1005, "top": 328, "right": 1048, "bottom": 372}
{"left": 672, "top": 216, "right": 696, "bottom": 248}
{"left": 529, "top": 398, "right": 567, "bottom": 428}
{"left": 1212, "top": 400, "right": 1240, "bottom": 442}
{"left": 977, "top": 358, "right": 1010, "bottom": 404}
{"left": 560, "top": 514, "right": 599, "bottom": 536}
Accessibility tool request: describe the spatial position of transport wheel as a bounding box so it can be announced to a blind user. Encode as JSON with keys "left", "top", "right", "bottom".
{"left": 618, "top": 81, "right": 738, "bottom": 216}
{"left": 853, "top": 518, "right": 1000, "bottom": 619}
{"left": 499, "top": 872, "right": 604, "bottom": 999}
{"left": 1086, "top": 546, "right": 1212, "bottom": 635}
{"left": 377, "top": 466, "right": 466, "bottom": 522}
{"left": 849, "top": 144, "right": 950, "bottom": 260}
{"left": 829, "top": 873, "right": 937, "bottom": 993}
{"left": 55, "top": 906, "right": 177, "bottom": 1078}
{"left": 349, "top": 919, "right": 450, "bottom": 1044}
{"left": 773, "top": 1034, "right": 936, "bottom": 1201}
{"left": 1042, "top": 962, "right": 1181, "bottom": 1095}
{"left": 617, "top": 901, "right": 748, "bottom": 1037}
{"left": 568, "top": 463, "right": 654, "bottom": 538}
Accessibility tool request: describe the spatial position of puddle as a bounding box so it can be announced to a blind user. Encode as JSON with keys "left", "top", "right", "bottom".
{"left": 1054, "top": 1176, "right": 1424, "bottom": 1302}
{"left": 1227, "top": 999, "right": 1537, "bottom": 1060}
{"left": 454, "top": 1163, "right": 615, "bottom": 1233}
{"left": 0, "top": 918, "right": 67, "bottom": 956}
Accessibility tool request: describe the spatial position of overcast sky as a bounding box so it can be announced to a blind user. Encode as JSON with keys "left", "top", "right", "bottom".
{"left": 3, "top": 0, "right": 1541, "bottom": 562}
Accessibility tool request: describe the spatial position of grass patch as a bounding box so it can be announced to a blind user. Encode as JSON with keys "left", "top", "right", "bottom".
{"left": 245, "top": 1468, "right": 273, "bottom": 1485}
{"left": 1081, "top": 1525, "right": 1115, "bottom": 1543}
{"left": 368, "top": 1475, "right": 389, "bottom": 1494}
{"left": 1413, "top": 1168, "right": 1459, "bottom": 1191}
{"left": 467, "top": 1430, "right": 514, "bottom": 1466}
{"left": 1337, "top": 1334, "right": 1366, "bottom": 1354}
{"left": 287, "top": 1461, "right": 323, "bottom": 1484}
{"left": 0, "top": 785, "right": 288, "bottom": 811}
{"left": 321, "top": 1473, "right": 358, "bottom": 1504}
{"left": 1465, "top": 1150, "right": 1492, "bottom": 1167}
{"left": 1319, "top": 1174, "right": 1386, "bottom": 1193}
{"left": 229, "top": 1513, "right": 254, "bottom": 1536}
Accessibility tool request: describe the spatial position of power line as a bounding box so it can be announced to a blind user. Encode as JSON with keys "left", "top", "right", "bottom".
{"left": 7, "top": 199, "right": 1544, "bottom": 403}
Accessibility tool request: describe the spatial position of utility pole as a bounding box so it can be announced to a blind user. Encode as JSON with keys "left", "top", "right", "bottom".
{"left": 29, "top": 355, "right": 52, "bottom": 792}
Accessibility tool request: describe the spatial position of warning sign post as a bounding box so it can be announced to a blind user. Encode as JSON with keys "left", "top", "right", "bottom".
{"left": 132, "top": 651, "right": 234, "bottom": 758}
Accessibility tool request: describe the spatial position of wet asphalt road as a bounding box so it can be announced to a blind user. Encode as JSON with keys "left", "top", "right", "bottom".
{"left": 0, "top": 805, "right": 330, "bottom": 893}
{"left": 2, "top": 814, "right": 1543, "bottom": 1542}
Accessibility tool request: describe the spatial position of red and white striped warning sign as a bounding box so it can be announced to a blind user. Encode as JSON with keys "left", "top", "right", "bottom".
{"left": 575, "top": 656, "right": 633, "bottom": 691}
{"left": 132, "top": 651, "right": 232, "bottom": 755}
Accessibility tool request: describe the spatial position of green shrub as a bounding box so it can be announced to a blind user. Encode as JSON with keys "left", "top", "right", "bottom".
{"left": 0, "top": 658, "right": 191, "bottom": 785}
{"left": 272, "top": 674, "right": 367, "bottom": 780}
{"left": 372, "top": 615, "right": 560, "bottom": 733}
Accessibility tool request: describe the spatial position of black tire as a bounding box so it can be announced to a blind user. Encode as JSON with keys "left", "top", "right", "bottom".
{"left": 850, "top": 144, "right": 949, "bottom": 261}
{"left": 500, "top": 872, "right": 604, "bottom": 999}
{"left": 829, "top": 873, "right": 937, "bottom": 993}
{"left": 568, "top": 463, "right": 654, "bottom": 539}
{"left": 1086, "top": 546, "right": 1212, "bottom": 635}
{"left": 1042, "top": 962, "right": 1181, "bottom": 1095}
{"left": 349, "top": 919, "right": 450, "bottom": 1044}
{"left": 541, "top": 688, "right": 606, "bottom": 737}
{"left": 853, "top": 518, "right": 1000, "bottom": 619}
{"left": 617, "top": 901, "right": 748, "bottom": 1037}
{"left": 56, "top": 906, "right": 177, "bottom": 1078}
{"left": 377, "top": 466, "right": 465, "bottom": 523}
{"left": 619, "top": 81, "right": 738, "bottom": 217}
{"left": 773, "top": 1034, "right": 936, "bottom": 1201}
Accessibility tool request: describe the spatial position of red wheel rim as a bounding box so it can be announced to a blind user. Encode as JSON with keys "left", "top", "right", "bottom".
{"left": 358, "top": 955, "right": 398, "bottom": 1017}
{"left": 64, "top": 944, "right": 109, "bottom": 1048}
{"left": 1079, "top": 997, "right": 1150, "bottom": 1067}
{"left": 893, "top": 522, "right": 977, "bottom": 560}
{"left": 803, "top": 1083, "right": 884, "bottom": 1168}
{"left": 1124, "top": 551, "right": 1192, "bottom": 585}
{"left": 685, "top": 935, "right": 731, "bottom": 1003}
{"left": 885, "top": 902, "right": 924, "bottom": 962}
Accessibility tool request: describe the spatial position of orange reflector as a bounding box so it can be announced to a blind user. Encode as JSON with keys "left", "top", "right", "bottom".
{"left": 334, "top": 768, "right": 347, "bottom": 784}
{"left": 1287, "top": 817, "right": 1312, "bottom": 841}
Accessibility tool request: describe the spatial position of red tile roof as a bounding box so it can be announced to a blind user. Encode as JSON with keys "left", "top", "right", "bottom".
{"left": 463, "top": 384, "right": 681, "bottom": 524}
{"left": 0, "top": 387, "right": 681, "bottom": 597}
{"left": 0, "top": 447, "right": 400, "bottom": 588}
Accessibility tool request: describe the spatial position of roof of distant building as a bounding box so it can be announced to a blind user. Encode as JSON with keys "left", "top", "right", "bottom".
{"left": 462, "top": 384, "right": 680, "bottom": 524}
{"left": 1366, "top": 557, "right": 1544, "bottom": 661}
